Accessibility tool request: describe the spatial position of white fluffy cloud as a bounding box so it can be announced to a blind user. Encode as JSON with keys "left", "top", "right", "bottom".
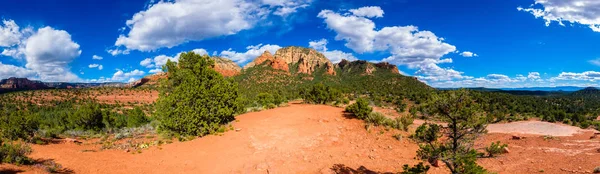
{"left": 349, "top": 6, "right": 384, "bottom": 18}
{"left": 0, "top": 20, "right": 82, "bottom": 82}
{"left": 460, "top": 51, "right": 478, "bottom": 57}
{"left": 114, "top": 0, "right": 311, "bottom": 53}
{"left": 308, "top": 39, "right": 357, "bottom": 63}
{"left": 24, "top": 27, "right": 81, "bottom": 82}
{"left": 219, "top": 44, "right": 281, "bottom": 64}
{"left": 111, "top": 69, "right": 145, "bottom": 82}
{"left": 554, "top": 71, "right": 600, "bottom": 81}
{"left": 528, "top": 72, "right": 541, "bottom": 79}
{"left": 318, "top": 6, "right": 463, "bottom": 82}
{"left": 518, "top": 0, "right": 600, "bottom": 32}
{"left": 0, "top": 62, "right": 36, "bottom": 79}
{"left": 88, "top": 64, "right": 103, "bottom": 70}
{"left": 92, "top": 55, "right": 103, "bottom": 60}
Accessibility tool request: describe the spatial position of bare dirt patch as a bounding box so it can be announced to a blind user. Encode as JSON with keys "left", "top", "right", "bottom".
{"left": 486, "top": 121, "right": 595, "bottom": 136}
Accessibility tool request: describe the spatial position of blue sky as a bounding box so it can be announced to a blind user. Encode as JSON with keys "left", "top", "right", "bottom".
{"left": 1, "top": 0, "right": 599, "bottom": 88}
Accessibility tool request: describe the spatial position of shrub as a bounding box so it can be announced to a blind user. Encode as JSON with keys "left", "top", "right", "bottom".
{"left": 67, "top": 103, "right": 104, "bottom": 131}
{"left": 593, "top": 166, "right": 600, "bottom": 173}
{"left": 401, "top": 162, "right": 430, "bottom": 174}
{"left": 301, "top": 83, "right": 341, "bottom": 104}
{"left": 126, "top": 107, "right": 149, "bottom": 128}
{"left": 256, "top": 93, "right": 275, "bottom": 107}
{"left": 155, "top": 52, "right": 242, "bottom": 136}
{"left": 0, "top": 110, "right": 37, "bottom": 141}
{"left": 399, "top": 116, "right": 414, "bottom": 131}
{"left": 0, "top": 142, "right": 32, "bottom": 165}
{"left": 345, "top": 98, "right": 372, "bottom": 119}
{"left": 485, "top": 141, "right": 508, "bottom": 157}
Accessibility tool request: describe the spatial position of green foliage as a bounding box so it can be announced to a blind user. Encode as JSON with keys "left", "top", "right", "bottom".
{"left": 0, "top": 110, "right": 37, "bottom": 141}
{"left": 485, "top": 141, "right": 508, "bottom": 157}
{"left": 68, "top": 103, "right": 104, "bottom": 131}
{"left": 401, "top": 162, "right": 430, "bottom": 174}
{"left": 155, "top": 52, "right": 242, "bottom": 136}
{"left": 301, "top": 83, "right": 341, "bottom": 104}
{"left": 126, "top": 107, "right": 150, "bottom": 127}
{"left": 415, "top": 90, "right": 489, "bottom": 174}
{"left": 257, "top": 93, "right": 275, "bottom": 106}
{"left": 0, "top": 141, "right": 32, "bottom": 165}
{"left": 345, "top": 98, "right": 372, "bottom": 119}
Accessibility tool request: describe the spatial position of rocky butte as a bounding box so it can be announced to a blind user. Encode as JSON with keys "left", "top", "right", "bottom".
{"left": 245, "top": 46, "right": 336, "bottom": 75}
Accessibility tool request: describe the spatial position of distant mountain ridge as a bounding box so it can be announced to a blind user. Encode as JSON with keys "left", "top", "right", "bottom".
{"left": 0, "top": 77, "right": 127, "bottom": 93}
{"left": 440, "top": 86, "right": 593, "bottom": 92}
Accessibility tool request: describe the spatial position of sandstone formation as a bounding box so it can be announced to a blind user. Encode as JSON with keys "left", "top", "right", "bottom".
{"left": 274, "top": 46, "right": 335, "bottom": 75}
{"left": 213, "top": 57, "right": 242, "bottom": 77}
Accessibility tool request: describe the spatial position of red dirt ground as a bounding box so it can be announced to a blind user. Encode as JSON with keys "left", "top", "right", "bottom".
{"left": 1, "top": 104, "right": 599, "bottom": 174}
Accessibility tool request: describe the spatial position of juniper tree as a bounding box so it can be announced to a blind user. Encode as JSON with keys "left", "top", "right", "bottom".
{"left": 155, "top": 52, "right": 242, "bottom": 136}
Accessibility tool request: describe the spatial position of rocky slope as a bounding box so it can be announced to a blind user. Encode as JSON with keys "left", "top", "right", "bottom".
{"left": 245, "top": 47, "right": 335, "bottom": 75}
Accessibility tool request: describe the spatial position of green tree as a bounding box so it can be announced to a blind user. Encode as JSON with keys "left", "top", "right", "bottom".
{"left": 414, "top": 90, "right": 488, "bottom": 174}
{"left": 155, "top": 52, "right": 242, "bottom": 136}
{"left": 301, "top": 83, "right": 341, "bottom": 104}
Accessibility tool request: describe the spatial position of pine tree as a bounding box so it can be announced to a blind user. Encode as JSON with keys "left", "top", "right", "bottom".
{"left": 414, "top": 90, "right": 488, "bottom": 174}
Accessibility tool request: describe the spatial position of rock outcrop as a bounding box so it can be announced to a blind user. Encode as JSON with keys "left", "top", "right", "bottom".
{"left": 336, "top": 59, "right": 400, "bottom": 75}
{"left": 213, "top": 57, "right": 242, "bottom": 77}
{"left": 375, "top": 62, "right": 400, "bottom": 74}
{"left": 274, "top": 46, "right": 335, "bottom": 75}
{"left": 0, "top": 77, "right": 48, "bottom": 90}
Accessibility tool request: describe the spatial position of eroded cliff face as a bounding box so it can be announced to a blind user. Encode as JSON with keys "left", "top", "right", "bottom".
{"left": 213, "top": 57, "right": 242, "bottom": 77}
{"left": 0, "top": 77, "right": 48, "bottom": 89}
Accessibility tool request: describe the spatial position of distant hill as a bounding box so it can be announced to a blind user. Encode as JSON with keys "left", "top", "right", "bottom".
{"left": 569, "top": 87, "right": 600, "bottom": 98}
{"left": 499, "top": 86, "right": 587, "bottom": 92}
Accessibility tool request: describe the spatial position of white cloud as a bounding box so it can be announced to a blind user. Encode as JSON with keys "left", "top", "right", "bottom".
{"left": 318, "top": 7, "right": 462, "bottom": 81}
{"left": 349, "top": 6, "right": 384, "bottom": 18}
{"left": 518, "top": 0, "right": 600, "bottom": 32}
{"left": 528, "top": 72, "right": 541, "bottom": 80}
{"left": 140, "top": 55, "right": 179, "bottom": 69}
{"left": 88, "top": 64, "right": 103, "bottom": 70}
{"left": 589, "top": 58, "right": 600, "bottom": 66}
{"left": 92, "top": 55, "right": 103, "bottom": 60}
{"left": 149, "top": 68, "right": 163, "bottom": 74}
{"left": 262, "top": 0, "right": 312, "bottom": 16}
{"left": 553, "top": 71, "right": 600, "bottom": 81}
{"left": 24, "top": 27, "right": 81, "bottom": 82}
{"left": 0, "top": 62, "right": 36, "bottom": 79}
{"left": 0, "top": 20, "right": 25, "bottom": 47}
{"left": 112, "top": 69, "right": 145, "bottom": 82}
{"left": 219, "top": 44, "right": 281, "bottom": 64}
{"left": 114, "top": 0, "right": 311, "bottom": 53}
{"left": 0, "top": 20, "right": 82, "bottom": 82}
{"left": 460, "top": 51, "right": 478, "bottom": 57}
{"left": 308, "top": 39, "right": 357, "bottom": 63}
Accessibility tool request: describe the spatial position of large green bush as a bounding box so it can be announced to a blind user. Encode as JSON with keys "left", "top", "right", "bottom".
{"left": 345, "top": 98, "right": 372, "bottom": 119}
{"left": 155, "top": 52, "right": 242, "bottom": 136}
{"left": 126, "top": 106, "right": 149, "bottom": 127}
{"left": 0, "top": 141, "right": 32, "bottom": 165}
{"left": 67, "top": 103, "right": 104, "bottom": 131}
{"left": 301, "top": 83, "right": 341, "bottom": 104}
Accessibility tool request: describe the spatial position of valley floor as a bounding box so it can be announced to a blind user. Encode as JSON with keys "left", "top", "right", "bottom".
{"left": 1, "top": 104, "right": 599, "bottom": 174}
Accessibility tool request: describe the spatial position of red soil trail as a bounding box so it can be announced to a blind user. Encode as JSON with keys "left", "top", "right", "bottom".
{"left": 2, "top": 104, "right": 599, "bottom": 174}
{"left": 14, "top": 104, "right": 436, "bottom": 174}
